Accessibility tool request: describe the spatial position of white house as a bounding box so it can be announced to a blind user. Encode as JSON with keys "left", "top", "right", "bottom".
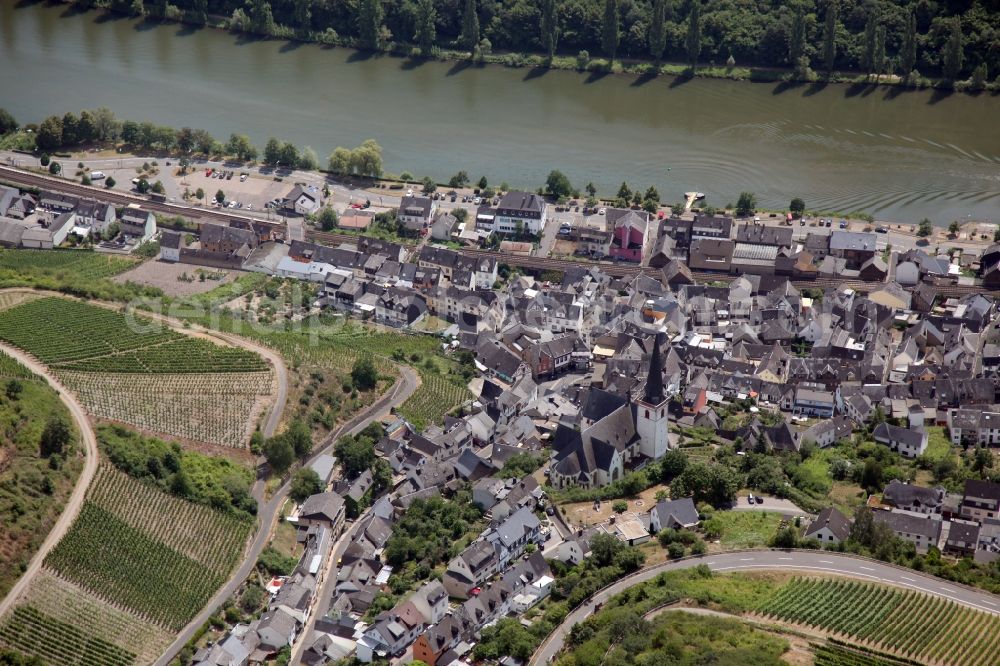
{"left": 494, "top": 191, "right": 546, "bottom": 235}
{"left": 803, "top": 507, "right": 852, "bottom": 545}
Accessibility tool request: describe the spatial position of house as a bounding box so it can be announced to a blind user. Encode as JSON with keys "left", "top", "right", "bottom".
{"left": 283, "top": 185, "right": 323, "bottom": 216}
{"left": 201, "top": 223, "right": 258, "bottom": 254}
{"left": 947, "top": 409, "right": 1000, "bottom": 446}
{"left": 804, "top": 507, "right": 852, "bottom": 545}
{"left": 688, "top": 238, "right": 734, "bottom": 272}
{"left": 408, "top": 580, "right": 449, "bottom": 626}
{"left": 873, "top": 422, "right": 928, "bottom": 458}
{"left": 21, "top": 212, "right": 74, "bottom": 249}
{"left": 736, "top": 223, "right": 792, "bottom": 247}
{"left": 418, "top": 246, "right": 498, "bottom": 289}
{"left": 376, "top": 288, "right": 427, "bottom": 328}
{"left": 397, "top": 196, "right": 437, "bottom": 233}
{"left": 160, "top": 230, "right": 184, "bottom": 262}
{"left": 608, "top": 209, "right": 650, "bottom": 263}
{"left": 442, "top": 540, "right": 500, "bottom": 599}
{"left": 486, "top": 506, "right": 542, "bottom": 568}
{"left": 792, "top": 385, "right": 835, "bottom": 418}
{"left": 868, "top": 282, "right": 911, "bottom": 311}
{"left": 828, "top": 231, "right": 877, "bottom": 268}
{"left": 493, "top": 191, "right": 546, "bottom": 235}
{"left": 607, "top": 517, "right": 650, "bottom": 546}
{"left": 859, "top": 256, "right": 888, "bottom": 282}
{"left": 119, "top": 205, "right": 156, "bottom": 242}
{"left": 882, "top": 480, "right": 944, "bottom": 515}
{"left": 430, "top": 212, "right": 458, "bottom": 241}
{"left": 257, "top": 607, "right": 299, "bottom": 654}
{"left": 873, "top": 510, "right": 941, "bottom": 554}
{"left": 945, "top": 520, "right": 980, "bottom": 557}
{"left": 411, "top": 614, "right": 469, "bottom": 666}
{"left": 298, "top": 492, "right": 346, "bottom": 536}
{"left": 961, "top": 479, "right": 1000, "bottom": 523}
{"left": 800, "top": 416, "right": 853, "bottom": 448}
{"left": 648, "top": 497, "right": 699, "bottom": 532}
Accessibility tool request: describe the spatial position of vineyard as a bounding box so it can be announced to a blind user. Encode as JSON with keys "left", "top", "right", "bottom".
{"left": 0, "top": 349, "right": 32, "bottom": 379}
{"left": 0, "top": 605, "right": 136, "bottom": 666}
{"left": 0, "top": 249, "right": 138, "bottom": 280}
{"left": 14, "top": 570, "right": 171, "bottom": 665}
{"left": 45, "top": 502, "right": 226, "bottom": 629}
{"left": 757, "top": 578, "right": 1000, "bottom": 666}
{"left": 0, "top": 297, "right": 275, "bottom": 448}
{"left": 86, "top": 464, "right": 252, "bottom": 573}
{"left": 813, "top": 643, "right": 916, "bottom": 666}
{"left": 398, "top": 372, "right": 472, "bottom": 430}
{"left": 0, "top": 291, "right": 42, "bottom": 312}
{"left": 58, "top": 370, "right": 274, "bottom": 447}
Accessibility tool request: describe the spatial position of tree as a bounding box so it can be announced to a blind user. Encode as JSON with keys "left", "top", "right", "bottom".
{"left": 263, "top": 435, "right": 295, "bottom": 475}
{"left": 351, "top": 139, "right": 383, "bottom": 177}
{"left": 671, "top": 462, "right": 739, "bottom": 507}
{"left": 862, "top": 6, "right": 879, "bottom": 81}
{"left": 292, "top": 0, "right": 311, "bottom": 34}
{"left": 0, "top": 108, "right": 17, "bottom": 135}
{"left": 175, "top": 126, "right": 195, "bottom": 153}
{"left": 872, "top": 24, "right": 886, "bottom": 81}
{"left": 328, "top": 147, "right": 352, "bottom": 174}
{"left": 942, "top": 16, "right": 963, "bottom": 82}
{"left": 860, "top": 458, "right": 884, "bottom": 492}
{"left": 790, "top": 197, "right": 805, "bottom": 216}
{"left": 585, "top": 181, "right": 597, "bottom": 197}
{"left": 949, "top": 220, "right": 960, "bottom": 235}
{"left": 151, "top": 180, "right": 165, "bottom": 194}
{"left": 899, "top": 10, "right": 917, "bottom": 79}
{"left": 736, "top": 191, "right": 756, "bottom": 217}
{"left": 789, "top": 6, "right": 806, "bottom": 66}
{"left": 917, "top": 218, "right": 933, "bottom": 237}
{"left": 660, "top": 449, "right": 688, "bottom": 482}
{"left": 545, "top": 170, "right": 573, "bottom": 198}
{"left": 460, "top": 0, "right": 479, "bottom": 52}
{"left": 970, "top": 63, "right": 988, "bottom": 91}
{"left": 286, "top": 419, "right": 313, "bottom": 457}
{"left": 216, "top": 189, "right": 226, "bottom": 203}
{"left": 686, "top": 0, "right": 701, "bottom": 69}
{"left": 37, "top": 115, "right": 63, "bottom": 151}
{"left": 249, "top": 0, "right": 275, "bottom": 35}
{"left": 648, "top": 0, "right": 666, "bottom": 63}
{"left": 414, "top": 0, "right": 437, "bottom": 55}
{"left": 299, "top": 146, "right": 320, "bottom": 171}
{"left": 40, "top": 417, "right": 72, "bottom": 457}
{"left": 601, "top": 0, "right": 618, "bottom": 61}
{"left": 318, "top": 207, "right": 338, "bottom": 231}
{"left": 612, "top": 500, "right": 628, "bottom": 513}
{"left": 971, "top": 446, "right": 993, "bottom": 477}
{"left": 449, "top": 171, "right": 469, "bottom": 188}
{"left": 351, "top": 357, "right": 379, "bottom": 391}
{"left": 540, "top": 0, "right": 559, "bottom": 60}
{"left": 290, "top": 468, "right": 323, "bottom": 503}
{"left": 48, "top": 161, "right": 61, "bottom": 175}
{"left": 195, "top": 187, "right": 205, "bottom": 200}
{"left": 278, "top": 142, "right": 299, "bottom": 169}
{"left": 5, "top": 379, "right": 22, "bottom": 400}
{"left": 61, "top": 112, "right": 79, "bottom": 146}
{"left": 263, "top": 137, "right": 282, "bottom": 165}
{"left": 422, "top": 176, "right": 437, "bottom": 193}
{"left": 335, "top": 433, "right": 378, "bottom": 478}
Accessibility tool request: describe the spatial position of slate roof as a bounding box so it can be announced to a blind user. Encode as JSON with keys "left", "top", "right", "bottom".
{"left": 805, "top": 506, "right": 852, "bottom": 541}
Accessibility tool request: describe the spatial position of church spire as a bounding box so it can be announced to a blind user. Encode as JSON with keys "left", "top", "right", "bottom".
{"left": 644, "top": 333, "right": 665, "bottom": 405}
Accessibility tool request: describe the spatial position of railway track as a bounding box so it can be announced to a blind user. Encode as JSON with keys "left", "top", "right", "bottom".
{"left": 2, "top": 165, "right": 990, "bottom": 299}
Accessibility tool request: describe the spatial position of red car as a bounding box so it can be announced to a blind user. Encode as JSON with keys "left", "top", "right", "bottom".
{"left": 206, "top": 168, "right": 213, "bottom": 176}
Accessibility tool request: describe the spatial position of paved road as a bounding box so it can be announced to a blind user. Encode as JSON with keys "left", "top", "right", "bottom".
{"left": 531, "top": 549, "right": 1000, "bottom": 665}
{"left": 157, "top": 365, "right": 419, "bottom": 666}
{"left": 0, "top": 341, "right": 99, "bottom": 619}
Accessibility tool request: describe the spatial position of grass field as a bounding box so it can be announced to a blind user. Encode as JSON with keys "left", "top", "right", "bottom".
{"left": 923, "top": 426, "right": 955, "bottom": 464}
{"left": 758, "top": 578, "right": 1000, "bottom": 665}
{"left": 703, "top": 511, "right": 784, "bottom": 549}
{"left": 0, "top": 356, "right": 82, "bottom": 600}
{"left": 0, "top": 297, "right": 274, "bottom": 448}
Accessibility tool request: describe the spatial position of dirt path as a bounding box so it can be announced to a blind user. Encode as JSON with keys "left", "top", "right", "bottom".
{"left": 0, "top": 341, "right": 99, "bottom": 619}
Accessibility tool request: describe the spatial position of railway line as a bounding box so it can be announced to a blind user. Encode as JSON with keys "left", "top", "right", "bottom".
{"left": 1, "top": 165, "right": 990, "bottom": 299}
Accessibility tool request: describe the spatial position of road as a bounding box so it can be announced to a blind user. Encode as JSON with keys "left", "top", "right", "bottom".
{"left": 530, "top": 549, "right": 1000, "bottom": 665}
{"left": 0, "top": 341, "right": 99, "bottom": 620}
{"left": 288, "top": 365, "right": 420, "bottom": 665}
{"left": 156, "top": 365, "right": 419, "bottom": 666}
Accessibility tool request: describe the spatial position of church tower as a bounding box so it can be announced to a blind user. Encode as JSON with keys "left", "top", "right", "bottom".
{"left": 636, "top": 333, "right": 671, "bottom": 459}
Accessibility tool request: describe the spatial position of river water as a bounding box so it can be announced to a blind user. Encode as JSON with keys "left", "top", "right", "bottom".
{"left": 2, "top": 2, "right": 998, "bottom": 223}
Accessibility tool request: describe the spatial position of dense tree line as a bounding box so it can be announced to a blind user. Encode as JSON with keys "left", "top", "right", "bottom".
{"left": 99, "top": 0, "right": 997, "bottom": 82}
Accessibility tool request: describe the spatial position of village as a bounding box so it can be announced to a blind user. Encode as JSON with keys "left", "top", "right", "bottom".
{"left": 5, "top": 175, "right": 1000, "bottom": 666}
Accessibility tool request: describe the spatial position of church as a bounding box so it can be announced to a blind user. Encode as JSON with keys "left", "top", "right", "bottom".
{"left": 548, "top": 336, "right": 673, "bottom": 489}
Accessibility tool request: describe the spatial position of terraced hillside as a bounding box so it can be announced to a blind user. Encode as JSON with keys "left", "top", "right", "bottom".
{"left": 0, "top": 297, "right": 274, "bottom": 448}
{"left": 0, "top": 462, "right": 252, "bottom": 664}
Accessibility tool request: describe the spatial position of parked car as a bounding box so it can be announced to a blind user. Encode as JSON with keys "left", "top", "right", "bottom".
{"left": 747, "top": 493, "right": 755, "bottom": 504}
{"left": 90, "top": 171, "right": 105, "bottom": 180}
{"left": 755, "top": 496, "right": 764, "bottom": 505}
{"left": 839, "top": 220, "right": 848, "bottom": 228}
{"left": 473, "top": 197, "right": 482, "bottom": 205}
{"left": 825, "top": 219, "right": 832, "bottom": 227}
{"left": 875, "top": 226, "right": 889, "bottom": 233}
{"left": 598, "top": 208, "right": 606, "bottom": 215}
{"left": 240, "top": 173, "right": 248, "bottom": 182}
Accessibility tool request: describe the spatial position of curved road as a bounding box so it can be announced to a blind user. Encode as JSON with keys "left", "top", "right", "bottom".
{"left": 155, "top": 364, "right": 420, "bottom": 666}
{"left": 531, "top": 549, "right": 1000, "bottom": 665}
{"left": 0, "top": 341, "right": 99, "bottom": 620}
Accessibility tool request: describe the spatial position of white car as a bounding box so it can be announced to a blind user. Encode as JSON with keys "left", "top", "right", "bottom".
{"left": 240, "top": 174, "right": 248, "bottom": 182}
{"left": 598, "top": 208, "right": 606, "bottom": 215}
{"left": 227, "top": 201, "right": 236, "bottom": 208}
{"left": 406, "top": 188, "right": 413, "bottom": 197}
{"left": 473, "top": 197, "right": 482, "bottom": 205}
{"left": 90, "top": 171, "right": 105, "bottom": 180}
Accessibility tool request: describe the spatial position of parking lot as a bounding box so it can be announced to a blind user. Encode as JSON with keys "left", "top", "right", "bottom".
{"left": 183, "top": 167, "right": 291, "bottom": 212}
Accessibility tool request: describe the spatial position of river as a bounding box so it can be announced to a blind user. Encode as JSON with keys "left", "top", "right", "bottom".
{"left": 2, "top": 2, "right": 998, "bottom": 223}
